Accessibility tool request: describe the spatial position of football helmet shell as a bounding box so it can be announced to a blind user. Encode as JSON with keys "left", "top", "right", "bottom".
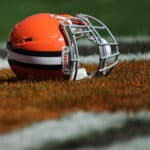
{"left": 7, "top": 13, "right": 119, "bottom": 80}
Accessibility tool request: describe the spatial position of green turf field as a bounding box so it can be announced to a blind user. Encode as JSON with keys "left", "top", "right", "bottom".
{"left": 1, "top": 0, "right": 150, "bottom": 42}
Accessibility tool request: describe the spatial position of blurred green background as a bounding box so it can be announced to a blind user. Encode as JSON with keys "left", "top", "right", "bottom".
{"left": 1, "top": 0, "right": 150, "bottom": 42}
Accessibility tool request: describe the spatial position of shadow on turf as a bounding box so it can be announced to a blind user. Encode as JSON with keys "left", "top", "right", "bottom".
{"left": 0, "top": 76, "right": 68, "bottom": 83}
{"left": 0, "top": 77, "right": 18, "bottom": 83}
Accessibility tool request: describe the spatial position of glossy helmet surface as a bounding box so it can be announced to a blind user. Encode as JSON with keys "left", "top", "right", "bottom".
{"left": 7, "top": 13, "right": 119, "bottom": 80}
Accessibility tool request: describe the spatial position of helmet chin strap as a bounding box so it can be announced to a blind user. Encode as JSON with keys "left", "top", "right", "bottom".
{"left": 74, "top": 68, "right": 88, "bottom": 80}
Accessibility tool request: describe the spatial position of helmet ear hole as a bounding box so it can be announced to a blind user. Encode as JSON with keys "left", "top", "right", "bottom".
{"left": 24, "top": 37, "right": 33, "bottom": 42}
{"left": 7, "top": 41, "right": 12, "bottom": 47}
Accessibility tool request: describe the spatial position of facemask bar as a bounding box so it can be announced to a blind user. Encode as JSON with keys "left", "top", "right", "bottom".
{"left": 61, "top": 14, "right": 120, "bottom": 80}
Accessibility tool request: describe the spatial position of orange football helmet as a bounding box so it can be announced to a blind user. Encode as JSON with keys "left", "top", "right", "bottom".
{"left": 7, "top": 13, "right": 119, "bottom": 80}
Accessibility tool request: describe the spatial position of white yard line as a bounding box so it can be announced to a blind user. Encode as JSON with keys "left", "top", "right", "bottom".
{"left": 119, "top": 53, "right": 150, "bottom": 61}
{"left": 0, "top": 111, "right": 149, "bottom": 150}
{"left": 0, "top": 53, "right": 150, "bottom": 69}
{"left": 0, "top": 37, "right": 150, "bottom": 69}
{"left": 79, "top": 53, "right": 150, "bottom": 64}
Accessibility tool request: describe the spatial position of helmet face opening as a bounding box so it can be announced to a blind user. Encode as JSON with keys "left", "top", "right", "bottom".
{"left": 61, "top": 14, "right": 120, "bottom": 80}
